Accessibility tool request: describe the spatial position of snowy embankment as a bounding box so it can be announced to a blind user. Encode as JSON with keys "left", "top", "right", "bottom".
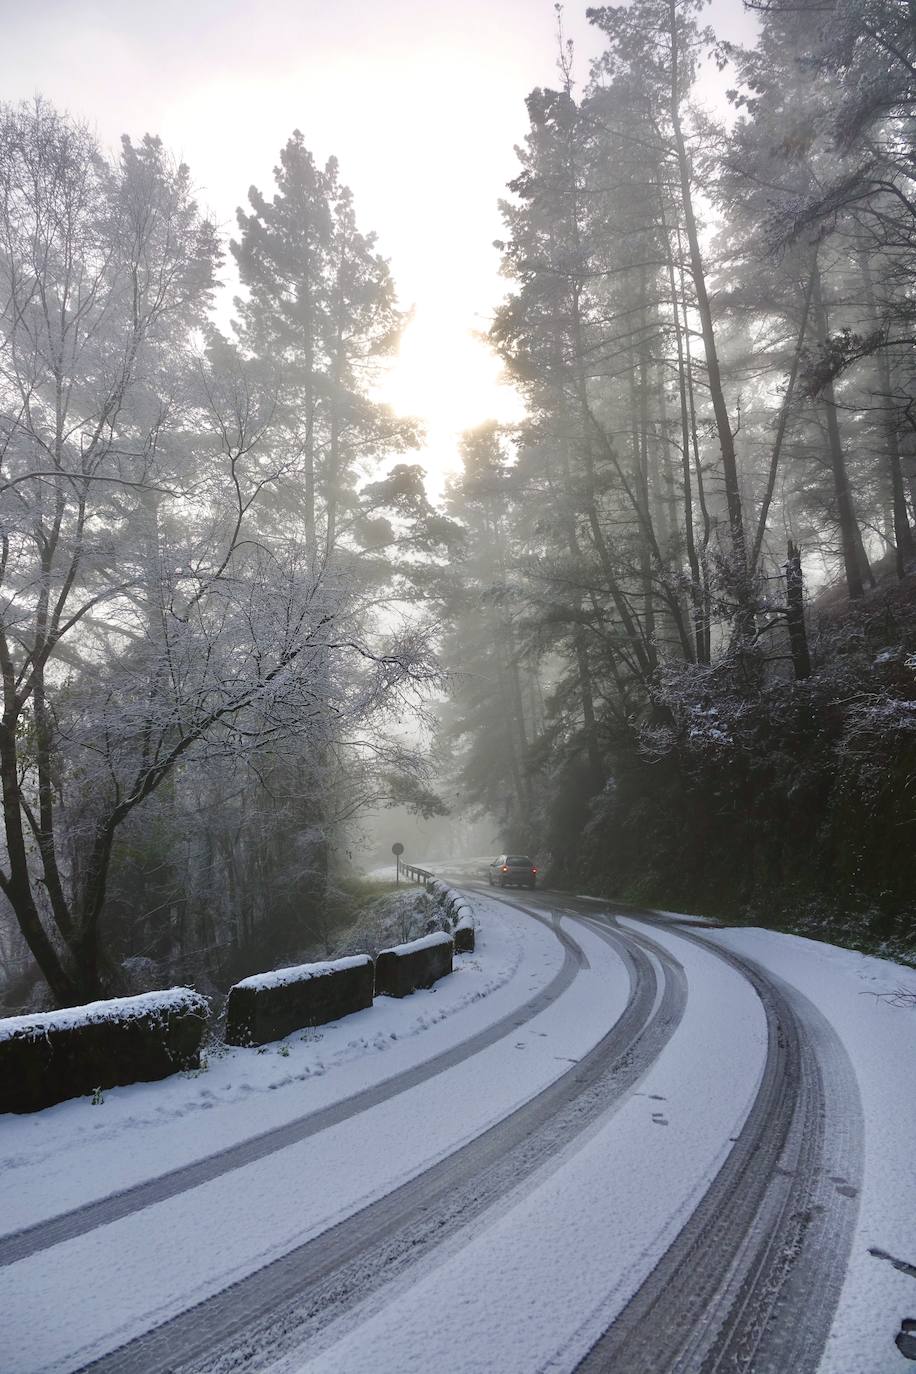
{"left": 701, "top": 923, "right": 916, "bottom": 1374}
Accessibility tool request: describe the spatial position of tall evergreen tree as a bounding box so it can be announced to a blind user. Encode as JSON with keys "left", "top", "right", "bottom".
{"left": 231, "top": 132, "right": 416, "bottom": 559}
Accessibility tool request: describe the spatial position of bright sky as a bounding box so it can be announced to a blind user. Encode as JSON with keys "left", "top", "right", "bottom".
{"left": 0, "top": 0, "right": 756, "bottom": 489}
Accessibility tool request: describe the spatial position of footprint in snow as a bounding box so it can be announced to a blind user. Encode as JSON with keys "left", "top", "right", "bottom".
{"left": 651, "top": 1112, "right": 669, "bottom": 1126}
{"left": 829, "top": 1174, "right": 858, "bottom": 1198}
{"left": 896, "top": 1319, "right": 916, "bottom": 1361}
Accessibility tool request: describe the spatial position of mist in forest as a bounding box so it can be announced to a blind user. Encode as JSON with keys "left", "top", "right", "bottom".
{"left": 0, "top": 0, "right": 913, "bottom": 1013}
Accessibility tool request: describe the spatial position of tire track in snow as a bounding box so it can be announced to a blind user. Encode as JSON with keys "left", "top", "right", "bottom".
{"left": 572, "top": 910, "right": 863, "bottom": 1374}
{"left": 71, "top": 901, "right": 687, "bottom": 1374}
{"left": 0, "top": 904, "right": 583, "bottom": 1268}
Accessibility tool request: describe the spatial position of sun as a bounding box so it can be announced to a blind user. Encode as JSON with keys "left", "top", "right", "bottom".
{"left": 380, "top": 305, "right": 525, "bottom": 487}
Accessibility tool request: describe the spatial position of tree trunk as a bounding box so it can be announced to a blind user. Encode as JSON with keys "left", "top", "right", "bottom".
{"left": 629, "top": 325, "right": 657, "bottom": 656}
{"left": 74, "top": 823, "right": 118, "bottom": 1000}
{"left": 503, "top": 623, "right": 533, "bottom": 811}
{"left": 678, "top": 243, "right": 713, "bottom": 664}
{"left": 662, "top": 207, "right": 705, "bottom": 662}
{"left": 812, "top": 263, "right": 866, "bottom": 599}
{"left": 669, "top": 0, "right": 751, "bottom": 629}
{"left": 574, "top": 632, "right": 602, "bottom": 775}
{"left": 652, "top": 363, "right": 676, "bottom": 554}
{"left": 751, "top": 263, "right": 816, "bottom": 575}
{"left": 859, "top": 252, "right": 914, "bottom": 576}
{"left": 553, "top": 431, "right": 606, "bottom": 772}
{"left": 785, "top": 541, "right": 811, "bottom": 681}
{"left": 0, "top": 717, "right": 77, "bottom": 1005}
{"left": 301, "top": 274, "right": 318, "bottom": 557}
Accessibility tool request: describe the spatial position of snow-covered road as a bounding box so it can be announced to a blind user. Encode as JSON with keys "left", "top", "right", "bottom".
{"left": 1, "top": 889, "right": 914, "bottom": 1372}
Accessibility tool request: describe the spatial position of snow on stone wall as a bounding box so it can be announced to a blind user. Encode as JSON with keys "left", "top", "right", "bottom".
{"left": 225, "top": 955, "right": 375, "bottom": 1047}
{"left": 0, "top": 987, "right": 210, "bottom": 1114}
{"left": 428, "top": 880, "right": 475, "bottom": 931}
{"left": 378, "top": 931, "right": 453, "bottom": 958}
{"left": 0, "top": 988, "right": 208, "bottom": 1044}
{"left": 234, "top": 954, "right": 373, "bottom": 993}
{"left": 375, "top": 931, "right": 454, "bottom": 999}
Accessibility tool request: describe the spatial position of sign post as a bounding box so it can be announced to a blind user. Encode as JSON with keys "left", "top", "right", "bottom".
{"left": 391, "top": 842, "right": 404, "bottom": 886}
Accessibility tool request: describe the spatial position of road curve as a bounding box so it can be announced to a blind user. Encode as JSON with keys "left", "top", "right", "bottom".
{"left": 566, "top": 903, "right": 864, "bottom": 1374}
{"left": 8, "top": 890, "right": 865, "bottom": 1374}
{"left": 74, "top": 903, "right": 687, "bottom": 1373}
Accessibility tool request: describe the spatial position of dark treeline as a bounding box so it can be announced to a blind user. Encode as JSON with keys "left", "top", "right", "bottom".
{"left": 0, "top": 107, "right": 456, "bottom": 1010}
{"left": 442, "top": 0, "right": 916, "bottom": 949}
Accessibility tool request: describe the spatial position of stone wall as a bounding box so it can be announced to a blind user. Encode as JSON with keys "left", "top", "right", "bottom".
{"left": 225, "top": 955, "right": 374, "bottom": 1047}
{"left": 375, "top": 932, "right": 453, "bottom": 999}
{"left": 0, "top": 988, "right": 209, "bottom": 1114}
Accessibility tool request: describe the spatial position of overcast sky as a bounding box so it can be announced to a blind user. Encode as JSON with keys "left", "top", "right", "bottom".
{"left": 0, "top": 0, "right": 757, "bottom": 482}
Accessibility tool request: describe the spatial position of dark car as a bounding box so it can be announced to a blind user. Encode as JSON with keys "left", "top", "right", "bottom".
{"left": 487, "top": 854, "right": 538, "bottom": 889}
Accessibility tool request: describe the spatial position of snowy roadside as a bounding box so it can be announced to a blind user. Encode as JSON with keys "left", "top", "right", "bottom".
{"left": 574, "top": 894, "right": 720, "bottom": 924}
{"left": 695, "top": 923, "right": 916, "bottom": 1374}
{"left": 0, "top": 889, "right": 527, "bottom": 1231}
{"left": 0, "top": 906, "right": 632, "bottom": 1374}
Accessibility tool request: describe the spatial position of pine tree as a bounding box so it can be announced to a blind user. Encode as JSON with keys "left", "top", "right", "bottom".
{"left": 231, "top": 132, "right": 416, "bottom": 560}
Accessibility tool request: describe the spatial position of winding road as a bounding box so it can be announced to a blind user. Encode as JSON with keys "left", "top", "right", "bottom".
{"left": 0, "top": 887, "right": 867, "bottom": 1373}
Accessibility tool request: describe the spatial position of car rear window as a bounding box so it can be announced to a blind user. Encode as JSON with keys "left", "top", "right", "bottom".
{"left": 508, "top": 856, "right": 532, "bottom": 865}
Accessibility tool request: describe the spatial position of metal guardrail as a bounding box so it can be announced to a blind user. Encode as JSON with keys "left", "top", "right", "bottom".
{"left": 400, "top": 863, "right": 434, "bottom": 886}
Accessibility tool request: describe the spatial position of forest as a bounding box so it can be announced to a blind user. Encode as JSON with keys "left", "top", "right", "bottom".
{"left": 443, "top": 0, "right": 916, "bottom": 954}
{"left": 0, "top": 110, "right": 457, "bottom": 1011}
{"left": 0, "top": 0, "right": 914, "bottom": 1014}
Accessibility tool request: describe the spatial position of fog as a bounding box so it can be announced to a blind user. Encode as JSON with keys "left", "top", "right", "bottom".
{"left": 0, "top": 0, "right": 912, "bottom": 1015}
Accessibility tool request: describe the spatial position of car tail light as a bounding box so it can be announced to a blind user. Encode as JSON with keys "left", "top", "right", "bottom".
{"left": 532, "top": 867, "right": 537, "bottom": 874}
{"left": 501, "top": 865, "right": 509, "bottom": 872}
